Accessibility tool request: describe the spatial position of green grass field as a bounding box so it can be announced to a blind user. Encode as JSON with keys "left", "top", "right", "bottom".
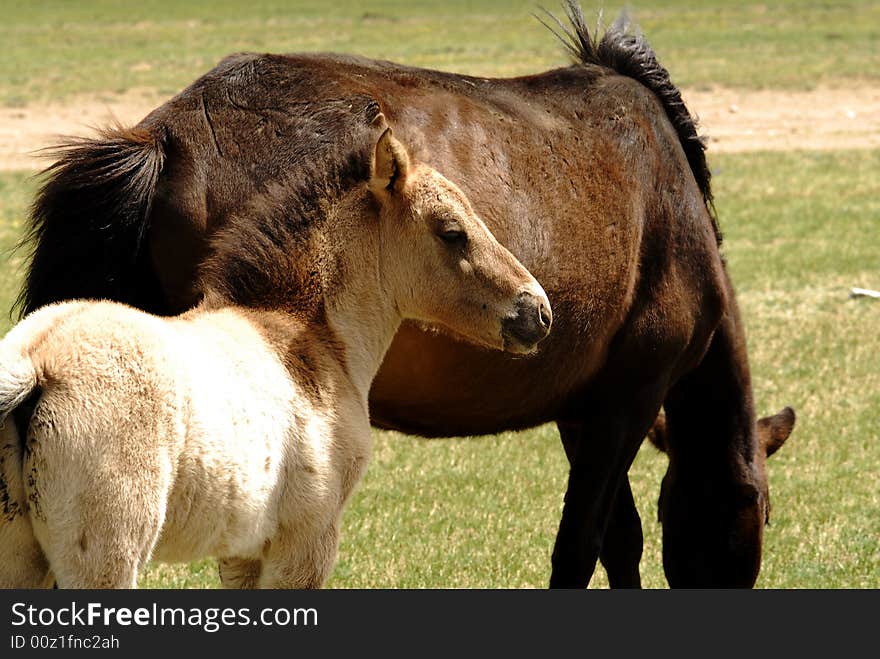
{"left": 1, "top": 1, "right": 878, "bottom": 588}
{"left": 2, "top": 0, "right": 879, "bottom": 106}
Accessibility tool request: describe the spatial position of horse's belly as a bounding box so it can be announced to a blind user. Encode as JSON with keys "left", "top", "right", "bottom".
{"left": 369, "top": 312, "right": 612, "bottom": 436}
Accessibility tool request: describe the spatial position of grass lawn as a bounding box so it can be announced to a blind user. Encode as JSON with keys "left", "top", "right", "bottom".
{"left": 0, "top": 0, "right": 877, "bottom": 588}
{"left": 2, "top": 148, "right": 877, "bottom": 588}
{"left": 2, "top": 0, "right": 880, "bottom": 106}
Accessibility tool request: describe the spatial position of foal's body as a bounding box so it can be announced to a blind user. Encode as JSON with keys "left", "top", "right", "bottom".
{"left": 0, "top": 127, "right": 550, "bottom": 588}
{"left": 1, "top": 302, "right": 348, "bottom": 587}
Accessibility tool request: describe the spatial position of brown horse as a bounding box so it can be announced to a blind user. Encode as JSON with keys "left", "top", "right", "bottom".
{"left": 15, "top": 3, "right": 791, "bottom": 587}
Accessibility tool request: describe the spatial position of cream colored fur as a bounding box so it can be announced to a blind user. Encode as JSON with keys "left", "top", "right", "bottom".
{"left": 0, "top": 125, "right": 549, "bottom": 588}
{"left": 1, "top": 302, "right": 338, "bottom": 588}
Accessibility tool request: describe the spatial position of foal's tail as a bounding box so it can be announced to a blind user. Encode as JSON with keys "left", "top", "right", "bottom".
{"left": 0, "top": 307, "right": 48, "bottom": 519}
{"left": 0, "top": 302, "right": 54, "bottom": 428}
{"left": 0, "top": 353, "right": 37, "bottom": 425}
{"left": 14, "top": 125, "right": 166, "bottom": 318}
{"left": 0, "top": 313, "right": 52, "bottom": 587}
{"left": 0, "top": 345, "right": 36, "bottom": 521}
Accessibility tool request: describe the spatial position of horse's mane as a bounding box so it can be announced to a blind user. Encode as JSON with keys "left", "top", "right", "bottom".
{"left": 198, "top": 107, "right": 378, "bottom": 314}
{"left": 541, "top": 1, "right": 720, "bottom": 243}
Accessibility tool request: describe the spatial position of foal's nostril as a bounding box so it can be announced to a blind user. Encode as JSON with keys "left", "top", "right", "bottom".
{"left": 538, "top": 302, "right": 552, "bottom": 329}
{"left": 500, "top": 290, "right": 552, "bottom": 353}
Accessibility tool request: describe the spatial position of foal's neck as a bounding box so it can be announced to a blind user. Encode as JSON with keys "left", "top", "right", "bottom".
{"left": 199, "top": 188, "right": 401, "bottom": 406}
{"left": 321, "top": 192, "right": 400, "bottom": 401}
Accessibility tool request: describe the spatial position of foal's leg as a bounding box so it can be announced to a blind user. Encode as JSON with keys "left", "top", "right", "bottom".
{"left": 35, "top": 497, "right": 163, "bottom": 589}
{"left": 259, "top": 522, "right": 340, "bottom": 589}
{"left": 0, "top": 420, "right": 50, "bottom": 587}
{"left": 218, "top": 557, "right": 262, "bottom": 589}
{"left": 27, "top": 436, "right": 167, "bottom": 589}
{"left": 558, "top": 422, "right": 644, "bottom": 588}
{"left": 259, "top": 443, "right": 369, "bottom": 589}
{"left": 0, "top": 513, "right": 51, "bottom": 588}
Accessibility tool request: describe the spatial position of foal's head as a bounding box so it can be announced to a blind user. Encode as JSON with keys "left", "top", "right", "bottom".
{"left": 368, "top": 124, "right": 551, "bottom": 354}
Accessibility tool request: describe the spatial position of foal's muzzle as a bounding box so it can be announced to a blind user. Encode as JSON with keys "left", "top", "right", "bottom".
{"left": 501, "top": 289, "right": 553, "bottom": 354}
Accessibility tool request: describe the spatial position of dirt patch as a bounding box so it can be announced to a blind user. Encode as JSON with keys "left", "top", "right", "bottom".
{"left": 683, "top": 86, "right": 880, "bottom": 154}
{"left": 0, "top": 89, "right": 165, "bottom": 172}
{"left": 1, "top": 85, "right": 878, "bottom": 171}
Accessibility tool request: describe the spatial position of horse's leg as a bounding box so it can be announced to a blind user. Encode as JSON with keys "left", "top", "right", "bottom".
{"left": 218, "top": 557, "right": 262, "bottom": 589}
{"left": 557, "top": 422, "right": 643, "bottom": 588}
{"left": 550, "top": 383, "right": 664, "bottom": 589}
{"left": 600, "top": 478, "right": 643, "bottom": 588}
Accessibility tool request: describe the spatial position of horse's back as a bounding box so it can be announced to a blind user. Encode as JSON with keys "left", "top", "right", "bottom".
{"left": 146, "top": 49, "right": 716, "bottom": 323}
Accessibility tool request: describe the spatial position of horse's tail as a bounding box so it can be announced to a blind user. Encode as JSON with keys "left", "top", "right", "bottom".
{"left": 543, "top": 1, "right": 720, "bottom": 244}
{"left": 14, "top": 125, "right": 166, "bottom": 317}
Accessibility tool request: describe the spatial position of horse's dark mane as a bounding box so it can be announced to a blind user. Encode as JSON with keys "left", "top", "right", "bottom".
{"left": 198, "top": 127, "right": 374, "bottom": 314}
{"left": 542, "top": 1, "right": 720, "bottom": 243}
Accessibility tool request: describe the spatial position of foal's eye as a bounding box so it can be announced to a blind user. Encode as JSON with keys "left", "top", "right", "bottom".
{"left": 438, "top": 229, "right": 467, "bottom": 245}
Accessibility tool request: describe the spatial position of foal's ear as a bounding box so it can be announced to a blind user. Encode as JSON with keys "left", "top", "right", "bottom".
{"left": 370, "top": 127, "right": 410, "bottom": 197}
{"left": 757, "top": 406, "right": 795, "bottom": 458}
